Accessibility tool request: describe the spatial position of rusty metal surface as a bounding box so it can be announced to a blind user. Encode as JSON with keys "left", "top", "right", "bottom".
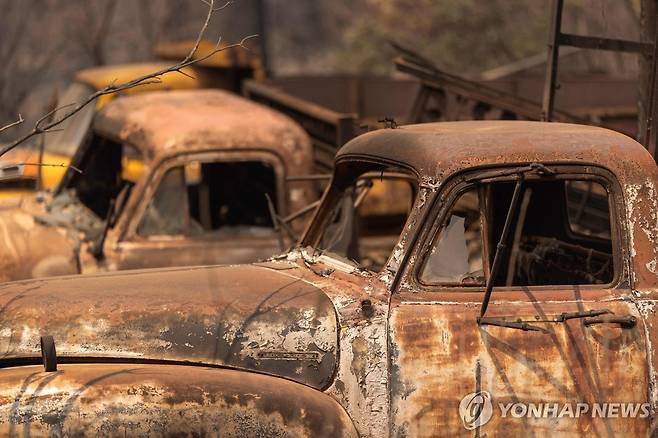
{"left": 0, "top": 243, "right": 393, "bottom": 436}
{"left": 0, "top": 264, "right": 338, "bottom": 390}
{"left": 320, "top": 120, "right": 658, "bottom": 436}
{"left": 0, "top": 197, "right": 78, "bottom": 283}
{"left": 0, "top": 363, "right": 357, "bottom": 437}
{"left": 103, "top": 234, "right": 284, "bottom": 272}
{"left": 0, "top": 193, "right": 100, "bottom": 282}
{"left": 0, "top": 214, "right": 76, "bottom": 282}
{"left": 0, "top": 89, "right": 317, "bottom": 282}
{"left": 389, "top": 293, "right": 649, "bottom": 436}
{"left": 93, "top": 90, "right": 313, "bottom": 175}
{"left": 335, "top": 121, "right": 658, "bottom": 293}
{"left": 3, "top": 120, "right": 658, "bottom": 436}
{"left": 337, "top": 120, "right": 655, "bottom": 185}
{"left": 266, "top": 251, "right": 395, "bottom": 437}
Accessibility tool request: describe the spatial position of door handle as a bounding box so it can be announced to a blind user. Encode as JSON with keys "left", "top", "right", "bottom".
{"left": 583, "top": 315, "right": 636, "bottom": 329}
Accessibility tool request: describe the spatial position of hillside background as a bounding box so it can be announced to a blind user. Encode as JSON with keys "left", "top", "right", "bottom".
{"left": 0, "top": 0, "right": 641, "bottom": 141}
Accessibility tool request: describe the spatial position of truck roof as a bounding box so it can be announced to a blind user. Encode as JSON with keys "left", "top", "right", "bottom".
{"left": 336, "top": 121, "right": 654, "bottom": 181}
{"left": 93, "top": 89, "right": 313, "bottom": 170}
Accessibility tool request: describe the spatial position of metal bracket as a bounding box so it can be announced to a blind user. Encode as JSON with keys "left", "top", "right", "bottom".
{"left": 583, "top": 315, "right": 637, "bottom": 328}
{"left": 40, "top": 335, "right": 57, "bottom": 372}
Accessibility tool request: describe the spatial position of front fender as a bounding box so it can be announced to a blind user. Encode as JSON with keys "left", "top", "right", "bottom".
{"left": 0, "top": 363, "right": 358, "bottom": 437}
{"left": 0, "top": 207, "right": 78, "bottom": 281}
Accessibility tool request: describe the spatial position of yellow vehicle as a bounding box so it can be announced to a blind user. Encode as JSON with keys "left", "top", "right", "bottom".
{"left": 0, "top": 41, "right": 261, "bottom": 198}
{"left": 0, "top": 64, "right": 199, "bottom": 198}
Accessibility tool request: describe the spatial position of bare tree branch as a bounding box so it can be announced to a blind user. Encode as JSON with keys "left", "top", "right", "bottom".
{"left": 0, "top": 115, "right": 23, "bottom": 134}
{"left": 1, "top": 162, "right": 83, "bottom": 174}
{"left": 0, "top": 0, "right": 257, "bottom": 159}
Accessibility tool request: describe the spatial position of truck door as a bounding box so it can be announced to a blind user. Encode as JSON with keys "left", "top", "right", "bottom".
{"left": 389, "top": 165, "right": 649, "bottom": 437}
{"left": 112, "top": 158, "right": 283, "bottom": 270}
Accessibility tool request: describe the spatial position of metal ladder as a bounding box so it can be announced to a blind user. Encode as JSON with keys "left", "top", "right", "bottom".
{"left": 542, "top": 0, "right": 658, "bottom": 155}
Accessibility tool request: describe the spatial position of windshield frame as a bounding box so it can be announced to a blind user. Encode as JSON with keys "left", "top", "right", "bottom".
{"left": 300, "top": 157, "right": 419, "bottom": 271}
{"left": 121, "top": 150, "right": 288, "bottom": 243}
{"left": 44, "top": 82, "right": 97, "bottom": 157}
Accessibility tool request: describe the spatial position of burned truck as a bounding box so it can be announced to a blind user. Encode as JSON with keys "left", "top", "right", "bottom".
{"left": 0, "top": 89, "right": 314, "bottom": 281}
{"left": 0, "top": 120, "right": 656, "bottom": 436}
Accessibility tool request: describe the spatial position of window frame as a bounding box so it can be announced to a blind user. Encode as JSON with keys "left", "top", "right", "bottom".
{"left": 300, "top": 160, "right": 420, "bottom": 273}
{"left": 301, "top": 159, "right": 419, "bottom": 249}
{"left": 417, "top": 184, "right": 486, "bottom": 287}
{"left": 136, "top": 165, "right": 190, "bottom": 239}
{"left": 408, "top": 164, "right": 626, "bottom": 293}
{"left": 121, "top": 150, "right": 287, "bottom": 243}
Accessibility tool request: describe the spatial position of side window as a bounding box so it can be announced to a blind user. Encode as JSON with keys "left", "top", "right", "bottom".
{"left": 137, "top": 160, "right": 277, "bottom": 238}
{"left": 420, "top": 177, "right": 615, "bottom": 287}
{"left": 138, "top": 167, "right": 187, "bottom": 236}
{"left": 356, "top": 179, "right": 415, "bottom": 270}
{"left": 421, "top": 189, "right": 484, "bottom": 285}
{"left": 186, "top": 161, "right": 276, "bottom": 233}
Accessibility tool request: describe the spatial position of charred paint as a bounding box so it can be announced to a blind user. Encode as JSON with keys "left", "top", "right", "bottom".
{"left": 0, "top": 364, "right": 358, "bottom": 437}
{"left": 0, "top": 90, "right": 316, "bottom": 282}
{"left": 389, "top": 296, "right": 649, "bottom": 436}
{"left": 3, "top": 120, "right": 658, "bottom": 436}
{"left": 0, "top": 265, "right": 338, "bottom": 390}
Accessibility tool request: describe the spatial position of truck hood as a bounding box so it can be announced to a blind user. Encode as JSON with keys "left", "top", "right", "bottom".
{"left": 0, "top": 363, "right": 357, "bottom": 437}
{"left": 0, "top": 263, "right": 338, "bottom": 389}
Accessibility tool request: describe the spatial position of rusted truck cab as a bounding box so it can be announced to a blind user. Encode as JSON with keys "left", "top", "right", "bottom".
{"left": 285, "top": 120, "right": 658, "bottom": 436}
{"left": 1, "top": 120, "right": 657, "bottom": 436}
{"left": 0, "top": 89, "right": 314, "bottom": 281}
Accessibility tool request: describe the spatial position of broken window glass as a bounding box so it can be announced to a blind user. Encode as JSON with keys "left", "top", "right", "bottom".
{"left": 565, "top": 181, "right": 611, "bottom": 239}
{"left": 420, "top": 177, "right": 614, "bottom": 287}
{"left": 138, "top": 167, "right": 187, "bottom": 236}
{"left": 312, "top": 162, "right": 416, "bottom": 273}
{"left": 420, "top": 189, "right": 484, "bottom": 285}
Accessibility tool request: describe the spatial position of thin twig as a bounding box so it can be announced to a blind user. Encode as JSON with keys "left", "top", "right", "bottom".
{"left": 0, "top": 114, "right": 23, "bottom": 134}
{"left": 0, "top": 0, "right": 257, "bottom": 159}
{"left": 4, "top": 162, "right": 83, "bottom": 174}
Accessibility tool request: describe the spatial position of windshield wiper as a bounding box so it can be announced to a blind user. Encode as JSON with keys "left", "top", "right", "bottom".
{"left": 466, "top": 163, "right": 554, "bottom": 183}
{"left": 583, "top": 315, "right": 637, "bottom": 328}
{"left": 554, "top": 309, "right": 611, "bottom": 321}
{"left": 477, "top": 175, "right": 525, "bottom": 324}
{"left": 479, "top": 309, "right": 613, "bottom": 332}
{"left": 478, "top": 317, "right": 545, "bottom": 331}
{"left": 477, "top": 163, "right": 556, "bottom": 327}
